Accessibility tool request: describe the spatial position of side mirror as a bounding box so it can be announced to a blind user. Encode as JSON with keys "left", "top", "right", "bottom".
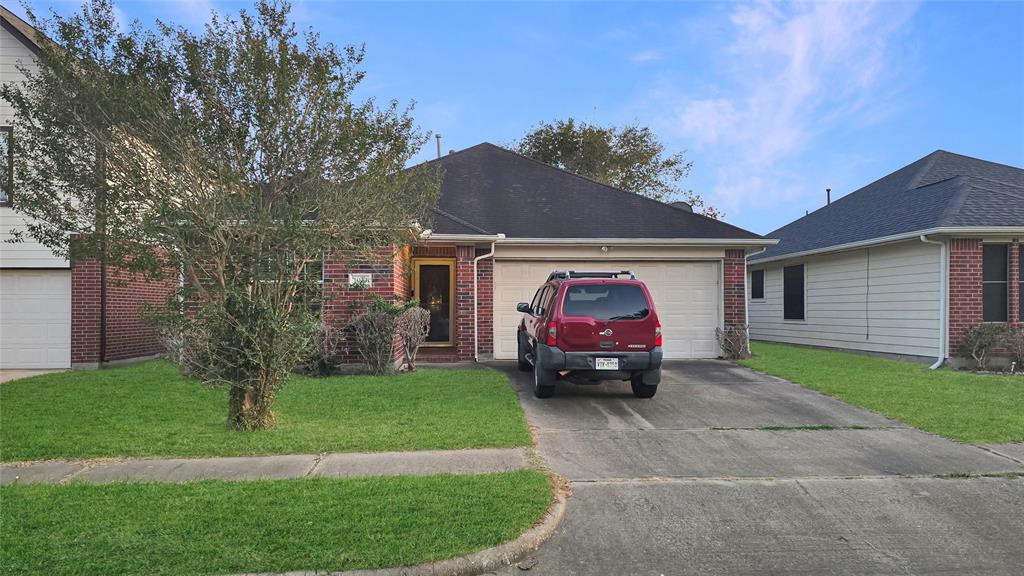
{"left": 516, "top": 302, "right": 531, "bottom": 314}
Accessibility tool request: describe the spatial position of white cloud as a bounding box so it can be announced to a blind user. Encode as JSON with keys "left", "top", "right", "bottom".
{"left": 630, "top": 49, "right": 665, "bottom": 63}
{"left": 656, "top": 1, "right": 919, "bottom": 220}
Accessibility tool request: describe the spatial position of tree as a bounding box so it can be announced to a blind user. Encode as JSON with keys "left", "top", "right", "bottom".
{"left": 2, "top": 0, "right": 439, "bottom": 430}
{"left": 514, "top": 118, "right": 721, "bottom": 219}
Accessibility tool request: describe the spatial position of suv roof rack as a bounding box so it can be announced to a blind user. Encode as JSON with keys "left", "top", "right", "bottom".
{"left": 546, "top": 270, "right": 637, "bottom": 281}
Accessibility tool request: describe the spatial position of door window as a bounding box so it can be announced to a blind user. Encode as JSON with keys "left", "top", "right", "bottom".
{"left": 415, "top": 260, "right": 454, "bottom": 344}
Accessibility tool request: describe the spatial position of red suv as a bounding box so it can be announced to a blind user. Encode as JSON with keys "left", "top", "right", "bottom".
{"left": 516, "top": 271, "right": 663, "bottom": 399}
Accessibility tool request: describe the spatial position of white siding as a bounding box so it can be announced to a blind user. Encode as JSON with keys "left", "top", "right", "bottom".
{"left": 748, "top": 240, "right": 941, "bottom": 358}
{"left": 1, "top": 24, "right": 67, "bottom": 268}
{"left": 0, "top": 269, "right": 72, "bottom": 368}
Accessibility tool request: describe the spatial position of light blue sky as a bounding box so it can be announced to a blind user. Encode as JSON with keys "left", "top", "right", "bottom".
{"left": 12, "top": 1, "right": 1024, "bottom": 235}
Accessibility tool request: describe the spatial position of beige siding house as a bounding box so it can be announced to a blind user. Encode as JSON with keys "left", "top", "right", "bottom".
{"left": 748, "top": 150, "right": 1024, "bottom": 366}
{"left": 749, "top": 240, "right": 942, "bottom": 359}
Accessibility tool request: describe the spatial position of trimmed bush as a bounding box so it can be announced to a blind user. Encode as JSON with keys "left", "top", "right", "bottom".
{"left": 957, "top": 323, "right": 1007, "bottom": 371}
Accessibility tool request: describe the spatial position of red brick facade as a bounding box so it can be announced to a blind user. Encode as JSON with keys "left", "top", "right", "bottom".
{"left": 321, "top": 245, "right": 407, "bottom": 365}
{"left": 70, "top": 256, "right": 178, "bottom": 368}
{"left": 66, "top": 242, "right": 752, "bottom": 368}
{"left": 723, "top": 249, "right": 746, "bottom": 329}
{"left": 948, "top": 238, "right": 1021, "bottom": 358}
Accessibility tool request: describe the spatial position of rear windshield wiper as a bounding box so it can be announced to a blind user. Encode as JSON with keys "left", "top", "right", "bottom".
{"left": 607, "top": 310, "right": 648, "bottom": 321}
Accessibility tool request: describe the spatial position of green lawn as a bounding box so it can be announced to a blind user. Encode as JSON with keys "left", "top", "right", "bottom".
{"left": 0, "top": 361, "right": 531, "bottom": 461}
{"left": 0, "top": 471, "right": 552, "bottom": 576}
{"left": 740, "top": 342, "right": 1024, "bottom": 444}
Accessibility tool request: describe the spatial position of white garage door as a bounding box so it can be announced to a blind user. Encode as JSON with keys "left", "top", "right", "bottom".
{"left": 0, "top": 269, "right": 72, "bottom": 369}
{"left": 493, "top": 261, "right": 720, "bottom": 360}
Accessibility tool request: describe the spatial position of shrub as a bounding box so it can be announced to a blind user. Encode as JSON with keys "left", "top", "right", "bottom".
{"left": 397, "top": 307, "right": 431, "bottom": 372}
{"left": 295, "top": 321, "right": 344, "bottom": 376}
{"left": 957, "top": 323, "right": 1007, "bottom": 371}
{"left": 349, "top": 296, "right": 415, "bottom": 375}
{"left": 716, "top": 325, "right": 750, "bottom": 360}
{"left": 1004, "top": 326, "right": 1024, "bottom": 372}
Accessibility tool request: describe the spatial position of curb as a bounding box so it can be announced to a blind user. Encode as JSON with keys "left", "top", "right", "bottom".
{"left": 231, "top": 491, "right": 568, "bottom": 576}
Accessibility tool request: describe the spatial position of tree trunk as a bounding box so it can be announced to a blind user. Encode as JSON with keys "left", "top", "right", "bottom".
{"left": 227, "top": 386, "right": 276, "bottom": 431}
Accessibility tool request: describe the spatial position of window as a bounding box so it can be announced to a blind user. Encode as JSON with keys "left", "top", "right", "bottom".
{"left": 751, "top": 269, "right": 765, "bottom": 300}
{"left": 783, "top": 264, "right": 805, "bottom": 320}
{"left": 982, "top": 244, "right": 1008, "bottom": 322}
{"left": 0, "top": 126, "right": 11, "bottom": 206}
{"left": 562, "top": 284, "right": 651, "bottom": 320}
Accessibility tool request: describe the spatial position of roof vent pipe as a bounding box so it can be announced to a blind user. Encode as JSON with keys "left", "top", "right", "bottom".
{"left": 826, "top": 188, "right": 831, "bottom": 205}
{"left": 435, "top": 134, "right": 441, "bottom": 159}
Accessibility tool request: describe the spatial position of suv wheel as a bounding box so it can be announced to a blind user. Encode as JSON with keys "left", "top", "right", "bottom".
{"left": 630, "top": 372, "right": 658, "bottom": 399}
{"left": 533, "top": 360, "right": 556, "bottom": 398}
{"left": 516, "top": 332, "right": 531, "bottom": 372}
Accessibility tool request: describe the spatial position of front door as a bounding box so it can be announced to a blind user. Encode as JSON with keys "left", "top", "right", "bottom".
{"left": 413, "top": 259, "right": 455, "bottom": 346}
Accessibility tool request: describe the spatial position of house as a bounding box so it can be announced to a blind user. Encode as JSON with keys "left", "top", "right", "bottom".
{"left": 1, "top": 7, "right": 176, "bottom": 370}
{"left": 747, "top": 150, "right": 1024, "bottom": 366}
{"left": 2, "top": 5, "right": 773, "bottom": 370}
{"left": 324, "top": 143, "right": 774, "bottom": 364}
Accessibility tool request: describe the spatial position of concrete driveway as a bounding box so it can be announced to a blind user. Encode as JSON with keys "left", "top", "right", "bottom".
{"left": 494, "top": 361, "right": 1024, "bottom": 576}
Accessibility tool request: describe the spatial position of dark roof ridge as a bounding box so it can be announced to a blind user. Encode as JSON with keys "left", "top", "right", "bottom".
{"left": 475, "top": 142, "right": 763, "bottom": 239}
{"left": 906, "top": 150, "right": 944, "bottom": 190}
{"left": 430, "top": 207, "right": 491, "bottom": 235}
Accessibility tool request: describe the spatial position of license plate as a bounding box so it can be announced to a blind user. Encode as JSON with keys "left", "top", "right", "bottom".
{"left": 595, "top": 358, "right": 619, "bottom": 370}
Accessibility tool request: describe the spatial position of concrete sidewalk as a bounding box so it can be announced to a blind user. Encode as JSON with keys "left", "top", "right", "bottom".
{"left": 0, "top": 447, "right": 528, "bottom": 485}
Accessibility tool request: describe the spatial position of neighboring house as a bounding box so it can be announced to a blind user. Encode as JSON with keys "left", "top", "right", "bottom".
{"left": 748, "top": 150, "right": 1024, "bottom": 365}
{"left": 325, "top": 143, "right": 773, "bottom": 364}
{"left": 1, "top": 7, "right": 175, "bottom": 370}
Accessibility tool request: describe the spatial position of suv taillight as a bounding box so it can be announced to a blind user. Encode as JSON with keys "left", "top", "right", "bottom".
{"left": 546, "top": 322, "right": 558, "bottom": 346}
{"left": 654, "top": 321, "right": 662, "bottom": 347}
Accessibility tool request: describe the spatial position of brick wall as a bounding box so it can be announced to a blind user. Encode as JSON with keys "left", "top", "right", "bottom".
{"left": 723, "top": 249, "right": 746, "bottom": 328}
{"left": 70, "top": 258, "right": 102, "bottom": 366}
{"left": 948, "top": 239, "right": 983, "bottom": 355}
{"left": 322, "top": 246, "right": 404, "bottom": 364}
{"left": 71, "top": 256, "right": 178, "bottom": 367}
{"left": 948, "top": 238, "right": 1021, "bottom": 358}
{"left": 476, "top": 254, "right": 494, "bottom": 356}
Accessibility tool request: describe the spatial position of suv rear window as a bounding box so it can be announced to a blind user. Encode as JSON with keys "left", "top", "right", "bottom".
{"left": 562, "top": 284, "right": 650, "bottom": 320}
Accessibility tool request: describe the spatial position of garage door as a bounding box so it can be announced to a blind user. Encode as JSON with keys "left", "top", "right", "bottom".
{"left": 493, "top": 261, "right": 720, "bottom": 360}
{"left": 0, "top": 269, "right": 72, "bottom": 369}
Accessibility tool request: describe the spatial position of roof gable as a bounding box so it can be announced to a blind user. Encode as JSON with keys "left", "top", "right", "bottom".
{"left": 427, "top": 143, "right": 762, "bottom": 241}
{"left": 1, "top": 5, "right": 42, "bottom": 55}
{"left": 752, "top": 150, "right": 1024, "bottom": 262}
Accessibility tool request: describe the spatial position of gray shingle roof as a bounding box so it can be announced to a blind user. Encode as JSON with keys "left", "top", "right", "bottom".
{"left": 427, "top": 143, "right": 763, "bottom": 241}
{"left": 751, "top": 150, "right": 1024, "bottom": 262}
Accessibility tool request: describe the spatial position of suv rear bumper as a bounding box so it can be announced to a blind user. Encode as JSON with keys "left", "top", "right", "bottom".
{"left": 535, "top": 344, "right": 663, "bottom": 373}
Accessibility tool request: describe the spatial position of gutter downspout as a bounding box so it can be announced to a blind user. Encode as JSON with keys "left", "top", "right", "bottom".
{"left": 744, "top": 247, "right": 768, "bottom": 355}
{"left": 920, "top": 235, "right": 946, "bottom": 369}
{"left": 473, "top": 236, "right": 502, "bottom": 362}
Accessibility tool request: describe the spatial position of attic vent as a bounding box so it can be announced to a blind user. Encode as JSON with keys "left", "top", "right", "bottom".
{"left": 670, "top": 201, "right": 693, "bottom": 212}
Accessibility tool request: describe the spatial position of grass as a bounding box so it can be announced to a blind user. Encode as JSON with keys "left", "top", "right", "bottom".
{"left": 0, "top": 361, "right": 531, "bottom": 461}
{"left": 740, "top": 341, "right": 1024, "bottom": 444}
{"left": 0, "top": 471, "right": 552, "bottom": 576}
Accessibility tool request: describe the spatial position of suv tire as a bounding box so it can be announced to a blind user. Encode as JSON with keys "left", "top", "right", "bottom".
{"left": 533, "top": 360, "right": 556, "bottom": 398}
{"left": 516, "top": 332, "right": 531, "bottom": 372}
{"left": 630, "top": 372, "right": 658, "bottom": 399}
